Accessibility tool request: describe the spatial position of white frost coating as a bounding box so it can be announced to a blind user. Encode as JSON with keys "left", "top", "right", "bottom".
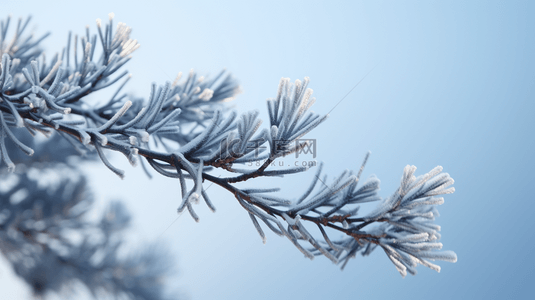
{"left": 198, "top": 88, "right": 214, "bottom": 101}
{"left": 401, "top": 197, "right": 444, "bottom": 210}
{"left": 129, "top": 136, "right": 137, "bottom": 145}
{"left": 301, "top": 88, "right": 313, "bottom": 107}
{"left": 401, "top": 182, "right": 425, "bottom": 204}
{"left": 99, "top": 136, "right": 108, "bottom": 146}
{"left": 401, "top": 242, "right": 443, "bottom": 251}
{"left": 120, "top": 40, "right": 140, "bottom": 57}
{"left": 409, "top": 166, "right": 443, "bottom": 191}
{"left": 270, "top": 125, "right": 278, "bottom": 141}
{"left": 388, "top": 253, "right": 407, "bottom": 278}
{"left": 84, "top": 43, "right": 91, "bottom": 62}
{"left": 281, "top": 213, "right": 301, "bottom": 227}
{"left": 98, "top": 101, "right": 132, "bottom": 131}
{"left": 188, "top": 193, "right": 200, "bottom": 204}
{"left": 172, "top": 72, "right": 182, "bottom": 87}
{"left": 393, "top": 233, "right": 429, "bottom": 243}
{"left": 127, "top": 148, "right": 138, "bottom": 167}
{"left": 39, "top": 60, "right": 62, "bottom": 87}
{"left": 191, "top": 160, "right": 204, "bottom": 205}
{"left": 80, "top": 131, "right": 91, "bottom": 145}
{"left": 193, "top": 86, "right": 201, "bottom": 94}
{"left": 96, "top": 19, "right": 102, "bottom": 27}
{"left": 293, "top": 174, "right": 356, "bottom": 214}
{"left": 177, "top": 111, "right": 220, "bottom": 155}
{"left": 140, "top": 131, "right": 149, "bottom": 142}
{"left": 355, "top": 176, "right": 380, "bottom": 194}
{"left": 419, "top": 250, "right": 456, "bottom": 266}
{"left": 401, "top": 165, "right": 417, "bottom": 189}
{"left": 249, "top": 213, "right": 267, "bottom": 244}
{"left": 114, "top": 106, "right": 148, "bottom": 130}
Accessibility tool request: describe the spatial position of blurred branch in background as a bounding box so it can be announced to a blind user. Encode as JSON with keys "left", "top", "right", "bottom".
{"left": 0, "top": 132, "right": 175, "bottom": 299}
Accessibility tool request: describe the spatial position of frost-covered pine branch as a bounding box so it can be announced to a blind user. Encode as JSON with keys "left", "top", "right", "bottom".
{"left": 0, "top": 13, "right": 457, "bottom": 290}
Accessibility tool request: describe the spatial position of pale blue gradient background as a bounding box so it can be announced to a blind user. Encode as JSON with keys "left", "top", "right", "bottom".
{"left": 0, "top": 1, "right": 533, "bottom": 299}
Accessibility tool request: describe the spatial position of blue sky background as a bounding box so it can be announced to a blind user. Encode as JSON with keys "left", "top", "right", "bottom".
{"left": 0, "top": 0, "right": 534, "bottom": 299}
